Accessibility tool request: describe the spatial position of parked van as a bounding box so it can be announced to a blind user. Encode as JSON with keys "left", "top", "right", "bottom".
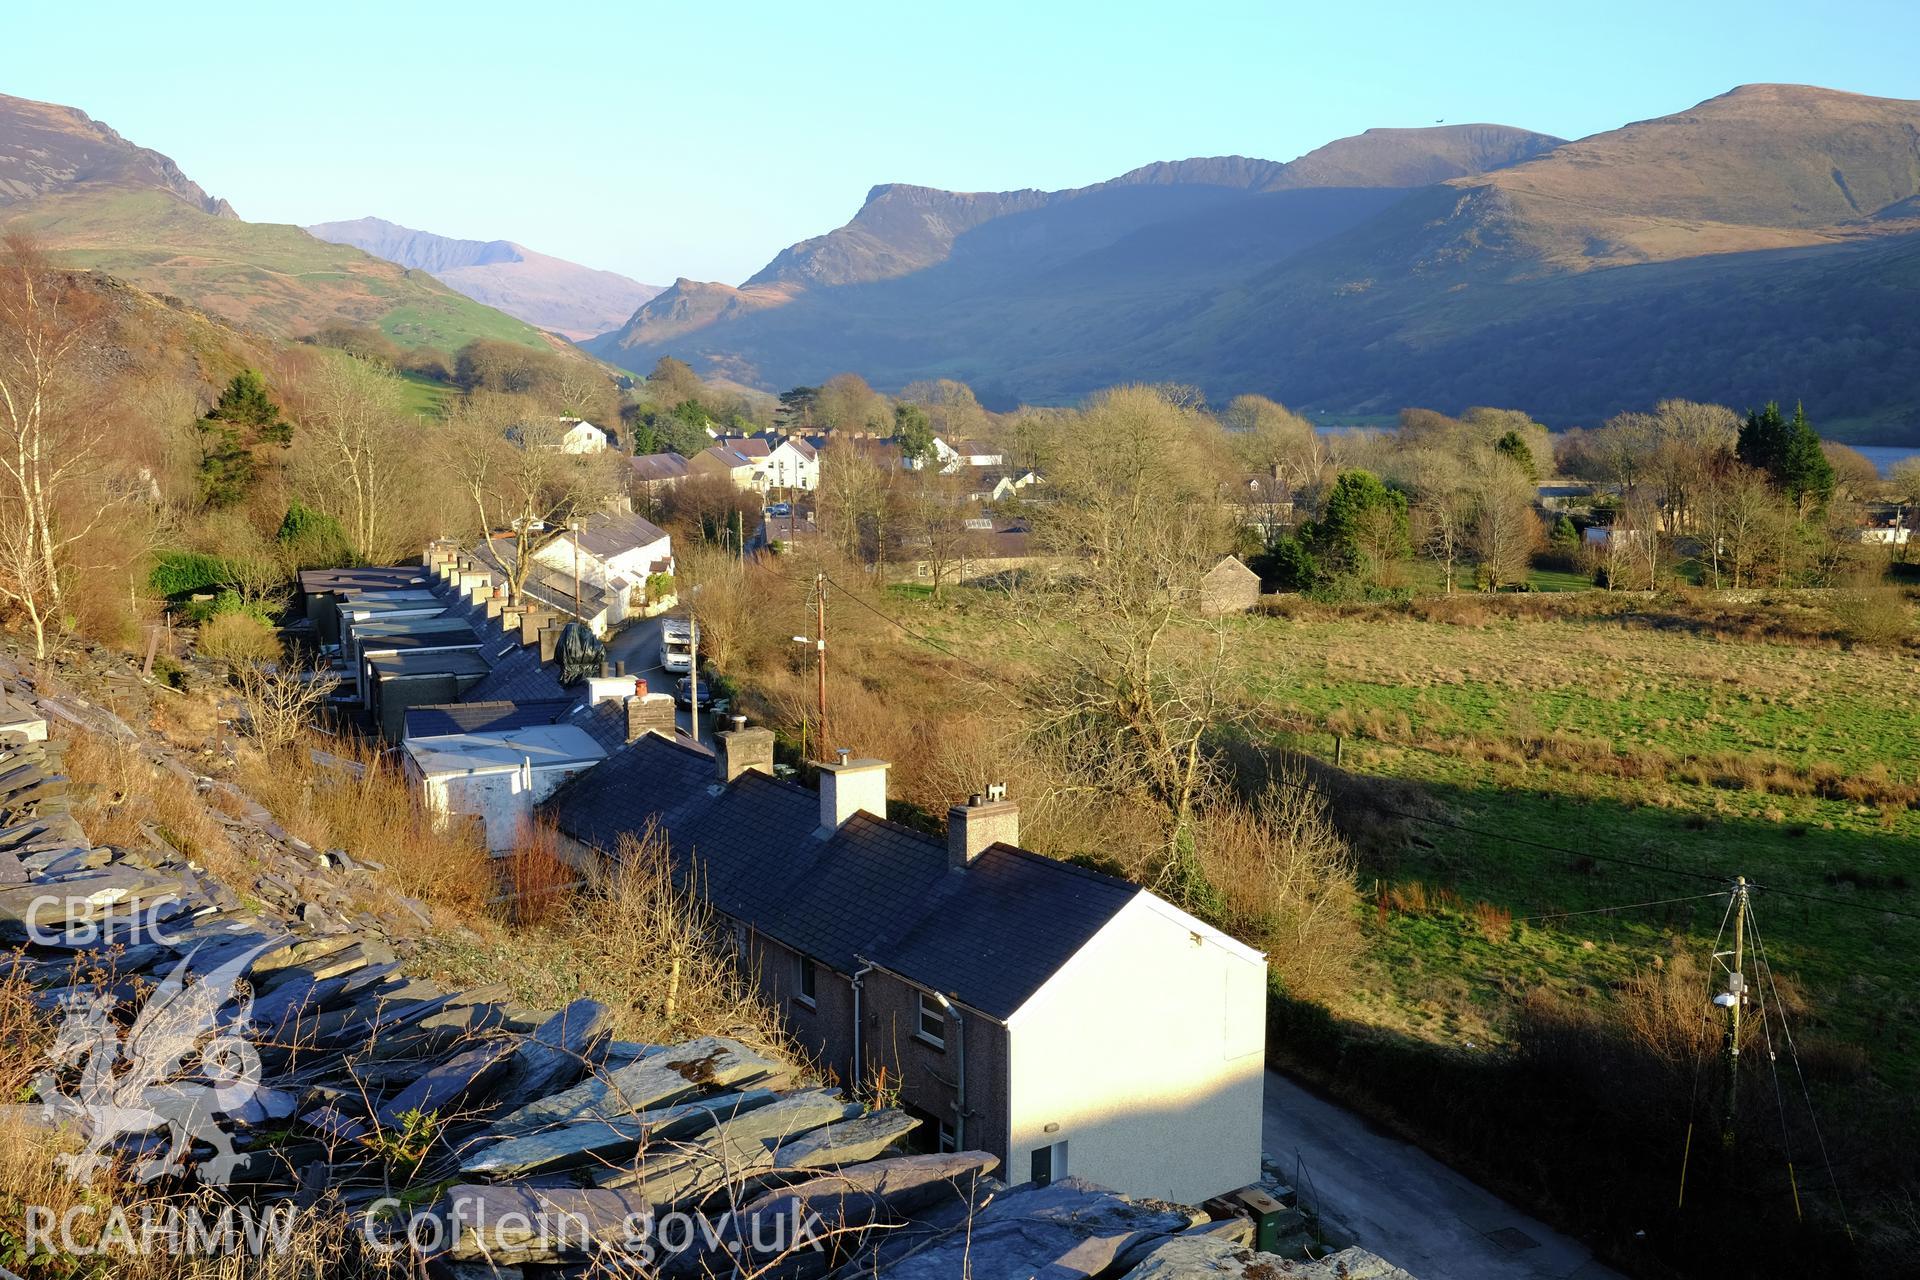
{"left": 660, "top": 617, "right": 698, "bottom": 672}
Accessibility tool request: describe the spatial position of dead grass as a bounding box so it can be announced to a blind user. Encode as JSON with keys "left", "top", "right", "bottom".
{"left": 63, "top": 731, "right": 252, "bottom": 885}
{"left": 416, "top": 824, "right": 793, "bottom": 1055}
{"left": 500, "top": 815, "right": 579, "bottom": 928}
{"left": 231, "top": 731, "right": 492, "bottom": 924}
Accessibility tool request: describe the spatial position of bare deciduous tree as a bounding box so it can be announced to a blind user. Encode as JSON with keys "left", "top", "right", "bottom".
{"left": 0, "top": 233, "right": 132, "bottom": 658}
{"left": 1468, "top": 454, "right": 1540, "bottom": 590}
{"left": 285, "top": 353, "right": 419, "bottom": 564}
{"left": 235, "top": 660, "right": 337, "bottom": 753}
{"left": 438, "top": 395, "right": 623, "bottom": 606}
{"left": 1409, "top": 449, "right": 1474, "bottom": 594}
{"left": 1012, "top": 386, "right": 1241, "bottom": 898}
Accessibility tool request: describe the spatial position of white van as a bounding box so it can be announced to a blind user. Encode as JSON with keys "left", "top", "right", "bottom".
{"left": 660, "top": 618, "right": 698, "bottom": 673}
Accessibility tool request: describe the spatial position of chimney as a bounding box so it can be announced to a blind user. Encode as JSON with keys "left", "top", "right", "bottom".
{"left": 715, "top": 717, "right": 775, "bottom": 784}
{"left": 538, "top": 625, "right": 562, "bottom": 663}
{"left": 624, "top": 692, "right": 676, "bottom": 741}
{"left": 947, "top": 784, "right": 1019, "bottom": 869}
{"left": 520, "top": 611, "right": 548, "bottom": 647}
{"left": 817, "top": 752, "right": 889, "bottom": 836}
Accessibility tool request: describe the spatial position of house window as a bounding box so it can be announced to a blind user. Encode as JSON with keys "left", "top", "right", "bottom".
{"left": 937, "top": 1120, "right": 957, "bottom": 1153}
{"left": 794, "top": 954, "right": 817, "bottom": 1009}
{"left": 916, "top": 992, "right": 946, "bottom": 1048}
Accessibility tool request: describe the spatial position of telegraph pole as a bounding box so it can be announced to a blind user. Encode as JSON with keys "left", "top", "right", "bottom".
{"left": 569, "top": 519, "right": 583, "bottom": 622}
{"left": 1720, "top": 876, "right": 1749, "bottom": 1147}
{"left": 814, "top": 572, "right": 828, "bottom": 760}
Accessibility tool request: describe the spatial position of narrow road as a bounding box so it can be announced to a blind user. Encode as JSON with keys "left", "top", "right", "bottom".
{"left": 605, "top": 614, "right": 714, "bottom": 747}
{"left": 1263, "top": 1071, "right": 1623, "bottom": 1279}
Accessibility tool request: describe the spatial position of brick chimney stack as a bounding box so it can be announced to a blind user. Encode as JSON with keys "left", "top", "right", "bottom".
{"left": 715, "top": 717, "right": 775, "bottom": 784}
{"left": 947, "top": 783, "right": 1018, "bottom": 869}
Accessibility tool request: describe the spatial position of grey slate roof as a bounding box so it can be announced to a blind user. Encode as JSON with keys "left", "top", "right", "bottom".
{"left": 545, "top": 734, "right": 1142, "bottom": 1020}
{"left": 569, "top": 511, "right": 669, "bottom": 561}
{"left": 299, "top": 566, "right": 429, "bottom": 596}
{"left": 368, "top": 651, "right": 493, "bottom": 679}
{"left": 464, "top": 643, "right": 569, "bottom": 704}
{"left": 631, "top": 452, "right": 690, "bottom": 483}
{"left": 359, "top": 622, "right": 482, "bottom": 653}
{"left": 403, "top": 699, "right": 576, "bottom": 739}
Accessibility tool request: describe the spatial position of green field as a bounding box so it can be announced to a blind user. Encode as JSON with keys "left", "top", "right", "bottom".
{"left": 884, "top": 583, "right": 1919, "bottom": 1087}
{"left": 1228, "top": 605, "right": 1919, "bottom": 1079}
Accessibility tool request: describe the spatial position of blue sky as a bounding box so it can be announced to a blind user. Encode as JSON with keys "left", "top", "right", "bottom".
{"left": 11, "top": 1, "right": 1919, "bottom": 285}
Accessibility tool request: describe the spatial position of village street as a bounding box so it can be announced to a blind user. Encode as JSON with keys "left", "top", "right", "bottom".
{"left": 1263, "top": 1070, "right": 1624, "bottom": 1280}
{"left": 605, "top": 613, "right": 716, "bottom": 747}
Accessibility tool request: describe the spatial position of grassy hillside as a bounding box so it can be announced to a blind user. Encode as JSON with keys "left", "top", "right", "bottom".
{"left": 14, "top": 188, "right": 557, "bottom": 353}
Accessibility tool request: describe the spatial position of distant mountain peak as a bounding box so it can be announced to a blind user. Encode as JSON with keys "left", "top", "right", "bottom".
{"left": 306, "top": 216, "right": 660, "bottom": 340}
{"left": 0, "top": 92, "right": 234, "bottom": 216}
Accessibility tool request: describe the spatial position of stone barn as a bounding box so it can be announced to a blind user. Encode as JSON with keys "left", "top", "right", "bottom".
{"left": 1197, "top": 555, "right": 1260, "bottom": 616}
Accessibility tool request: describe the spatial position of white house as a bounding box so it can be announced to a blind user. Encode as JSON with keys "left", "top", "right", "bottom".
{"left": 403, "top": 724, "right": 608, "bottom": 853}
{"left": 529, "top": 512, "right": 675, "bottom": 620}
{"left": 510, "top": 417, "right": 614, "bottom": 454}
{"left": 761, "top": 435, "right": 819, "bottom": 492}
{"left": 549, "top": 733, "right": 1267, "bottom": 1205}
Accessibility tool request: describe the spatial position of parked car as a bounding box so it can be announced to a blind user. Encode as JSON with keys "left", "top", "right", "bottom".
{"left": 675, "top": 674, "right": 714, "bottom": 708}
{"left": 766, "top": 501, "right": 792, "bottom": 517}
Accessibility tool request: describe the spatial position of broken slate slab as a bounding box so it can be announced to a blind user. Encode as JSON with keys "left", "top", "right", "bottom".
{"left": 491, "top": 997, "right": 612, "bottom": 1112}
{"left": 433, "top": 1184, "right": 657, "bottom": 1264}
{"left": 742, "top": 1150, "right": 1000, "bottom": 1226}
{"left": 770, "top": 1108, "right": 919, "bottom": 1170}
{"left": 592, "top": 1090, "right": 859, "bottom": 1195}
{"left": 457, "top": 1088, "right": 780, "bottom": 1177}
{"left": 1124, "top": 1237, "right": 1416, "bottom": 1280}
{"left": 494, "top": 1035, "right": 784, "bottom": 1134}
{"left": 375, "top": 1037, "right": 519, "bottom": 1128}
{"left": 874, "top": 1177, "right": 1197, "bottom": 1280}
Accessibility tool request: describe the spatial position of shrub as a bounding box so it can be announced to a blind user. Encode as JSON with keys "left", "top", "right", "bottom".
{"left": 276, "top": 500, "right": 352, "bottom": 568}
{"left": 1831, "top": 587, "right": 1910, "bottom": 647}
{"left": 149, "top": 550, "right": 232, "bottom": 598}
{"left": 196, "top": 610, "right": 280, "bottom": 664}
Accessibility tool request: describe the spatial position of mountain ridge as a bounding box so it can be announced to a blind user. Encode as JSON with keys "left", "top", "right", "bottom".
{"left": 0, "top": 94, "right": 234, "bottom": 217}
{"left": 305, "top": 216, "right": 662, "bottom": 339}
{"left": 587, "top": 85, "right": 1920, "bottom": 431}
{"left": 587, "top": 122, "right": 1561, "bottom": 360}
{"left": 0, "top": 93, "right": 571, "bottom": 356}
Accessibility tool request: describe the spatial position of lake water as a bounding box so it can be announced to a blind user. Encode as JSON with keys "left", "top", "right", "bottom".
{"left": 1852, "top": 446, "right": 1920, "bottom": 476}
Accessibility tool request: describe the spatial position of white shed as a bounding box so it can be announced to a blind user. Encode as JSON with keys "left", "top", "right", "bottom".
{"left": 403, "top": 725, "right": 608, "bottom": 853}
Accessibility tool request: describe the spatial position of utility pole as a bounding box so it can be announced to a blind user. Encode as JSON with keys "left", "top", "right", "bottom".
{"left": 688, "top": 612, "right": 699, "bottom": 745}
{"left": 1719, "top": 875, "right": 1749, "bottom": 1147}
{"left": 814, "top": 572, "right": 828, "bottom": 759}
{"left": 569, "top": 519, "right": 583, "bottom": 622}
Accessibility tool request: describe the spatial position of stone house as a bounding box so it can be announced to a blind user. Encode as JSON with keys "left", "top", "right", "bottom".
{"left": 1197, "top": 555, "right": 1261, "bottom": 616}
{"left": 546, "top": 729, "right": 1267, "bottom": 1205}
